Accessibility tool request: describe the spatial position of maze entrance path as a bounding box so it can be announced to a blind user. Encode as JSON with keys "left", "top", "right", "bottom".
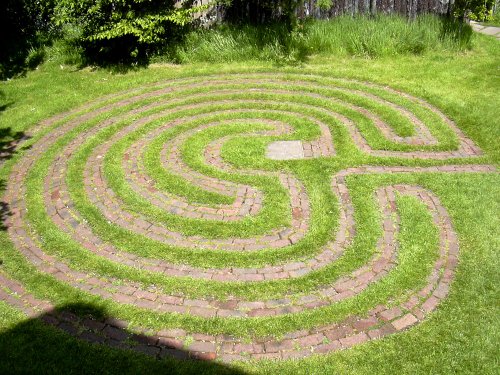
{"left": 0, "top": 72, "right": 496, "bottom": 362}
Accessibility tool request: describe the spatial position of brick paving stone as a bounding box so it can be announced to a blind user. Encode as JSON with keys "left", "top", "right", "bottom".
{"left": 189, "top": 341, "right": 216, "bottom": 353}
{"left": 104, "top": 317, "right": 129, "bottom": 329}
{"left": 391, "top": 314, "right": 419, "bottom": 331}
{"left": 379, "top": 307, "right": 403, "bottom": 321}
{"left": 353, "top": 316, "right": 379, "bottom": 331}
{"left": 157, "top": 328, "right": 186, "bottom": 337}
{"left": 157, "top": 336, "right": 184, "bottom": 349}
{"left": 58, "top": 322, "right": 79, "bottom": 335}
{"left": 367, "top": 323, "right": 396, "bottom": 339}
{"left": 325, "top": 326, "right": 354, "bottom": 341}
{"left": 190, "top": 351, "right": 217, "bottom": 361}
{"left": 101, "top": 325, "right": 129, "bottom": 341}
{"left": 83, "top": 318, "right": 106, "bottom": 331}
{"left": 314, "top": 340, "right": 342, "bottom": 353}
{"left": 420, "top": 296, "right": 440, "bottom": 313}
{"left": 264, "top": 340, "right": 294, "bottom": 353}
{"left": 297, "top": 333, "right": 325, "bottom": 347}
{"left": 339, "top": 333, "right": 369, "bottom": 347}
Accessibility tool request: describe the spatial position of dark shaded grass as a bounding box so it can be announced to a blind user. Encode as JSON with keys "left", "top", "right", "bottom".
{"left": 0, "top": 302, "right": 245, "bottom": 375}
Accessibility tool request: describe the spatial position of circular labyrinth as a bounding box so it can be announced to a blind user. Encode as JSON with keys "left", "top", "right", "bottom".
{"left": 0, "top": 72, "right": 496, "bottom": 362}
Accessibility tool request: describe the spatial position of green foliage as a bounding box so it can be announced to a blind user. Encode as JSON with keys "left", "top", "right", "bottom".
{"left": 53, "top": 0, "right": 205, "bottom": 61}
{"left": 160, "top": 23, "right": 308, "bottom": 64}
{"left": 317, "top": 0, "right": 334, "bottom": 10}
{"left": 453, "top": 0, "right": 496, "bottom": 20}
{"left": 480, "top": 6, "right": 500, "bottom": 25}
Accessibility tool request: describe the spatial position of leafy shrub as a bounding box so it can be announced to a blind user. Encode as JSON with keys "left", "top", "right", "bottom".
{"left": 454, "top": 0, "right": 496, "bottom": 20}
{"left": 53, "top": 0, "right": 205, "bottom": 63}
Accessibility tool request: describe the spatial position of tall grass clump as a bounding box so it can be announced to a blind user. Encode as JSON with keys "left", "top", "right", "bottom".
{"left": 155, "top": 14, "right": 473, "bottom": 64}
{"left": 44, "top": 24, "right": 85, "bottom": 67}
{"left": 305, "top": 15, "right": 473, "bottom": 57}
{"left": 163, "top": 23, "right": 308, "bottom": 64}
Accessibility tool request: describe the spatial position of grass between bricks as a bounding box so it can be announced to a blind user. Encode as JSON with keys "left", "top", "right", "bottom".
{"left": 1, "top": 176, "right": 441, "bottom": 334}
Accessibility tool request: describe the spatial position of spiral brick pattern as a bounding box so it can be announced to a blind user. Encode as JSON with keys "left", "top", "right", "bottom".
{"left": 0, "top": 72, "right": 495, "bottom": 362}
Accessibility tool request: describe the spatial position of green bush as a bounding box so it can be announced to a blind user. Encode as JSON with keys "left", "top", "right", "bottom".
{"left": 53, "top": 0, "right": 204, "bottom": 63}
{"left": 454, "top": 0, "right": 496, "bottom": 20}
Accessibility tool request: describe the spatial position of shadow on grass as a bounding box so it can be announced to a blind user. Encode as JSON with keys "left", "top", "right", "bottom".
{"left": 0, "top": 0, "right": 54, "bottom": 80}
{"left": 0, "top": 181, "right": 9, "bottom": 232}
{"left": 0, "top": 302, "right": 247, "bottom": 374}
{"left": 70, "top": 34, "right": 152, "bottom": 75}
{"left": 0, "top": 117, "right": 248, "bottom": 372}
{"left": 0, "top": 127, "right": 30, "bottom": 165}
{"left": 0, "top": 98, "right": 32, "bottom": 230}
{"left": 440, "top": 17, "right": 473, "bottom": 47}
{"left": 80, "top": 59, "right": 151, "bottom": 76}
{"left": 0, "top": 39, "right": 48, "bottom": 80}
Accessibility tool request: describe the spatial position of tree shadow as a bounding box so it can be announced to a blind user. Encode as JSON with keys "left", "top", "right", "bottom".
{"left": 0, "top": 90, "right": 13, "bottom": 113}
{"left": 439, "top": 16, "right": 473, "bottom": 47}
{"left": 0, "top": 0, "right": 55, "bottom": 80}
{"left": 0, "top": 117, "right": 248, "bottom": 372}
{"left": 0, "top": 127, "right": 31, "bottom": 164}
{"left": 0, "top": 302, "right": 248, "bottom": 374}
{"left": 73, "top": 36, "right": 152, "bottom": 75}
{"left": 0, "top": 181, "right": 10, "bottom": 232}
{"left": 0, "top": 101, "right": 14, "bottom": 112}
{"left": 0, "top": 97, "right": 32, "bottom": 230}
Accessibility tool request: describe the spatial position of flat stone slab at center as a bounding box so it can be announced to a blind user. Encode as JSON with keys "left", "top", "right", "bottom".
{"left": 266, "top": 141, "right": 305, "bottom": 160}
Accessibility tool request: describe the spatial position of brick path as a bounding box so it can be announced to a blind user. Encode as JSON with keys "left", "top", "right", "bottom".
{"left": 0, "top": 72, "right": 496, "bottom": 362}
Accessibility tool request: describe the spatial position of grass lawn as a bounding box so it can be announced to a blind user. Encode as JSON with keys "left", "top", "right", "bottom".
{"left": 0, "top": 26, "right": 498, "bottom": 374}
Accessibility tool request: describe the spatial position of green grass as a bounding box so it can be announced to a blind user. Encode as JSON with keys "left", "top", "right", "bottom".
{"left": 0, "top": 19, "right": 499, "bottom": 374}
{"left": 151, "top": 15, "right": 474, "bottom": 64}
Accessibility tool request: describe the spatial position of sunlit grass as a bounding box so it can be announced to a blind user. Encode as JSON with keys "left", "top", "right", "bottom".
{"left": 0, "top": 22, "right": 498, "bottom": 374}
